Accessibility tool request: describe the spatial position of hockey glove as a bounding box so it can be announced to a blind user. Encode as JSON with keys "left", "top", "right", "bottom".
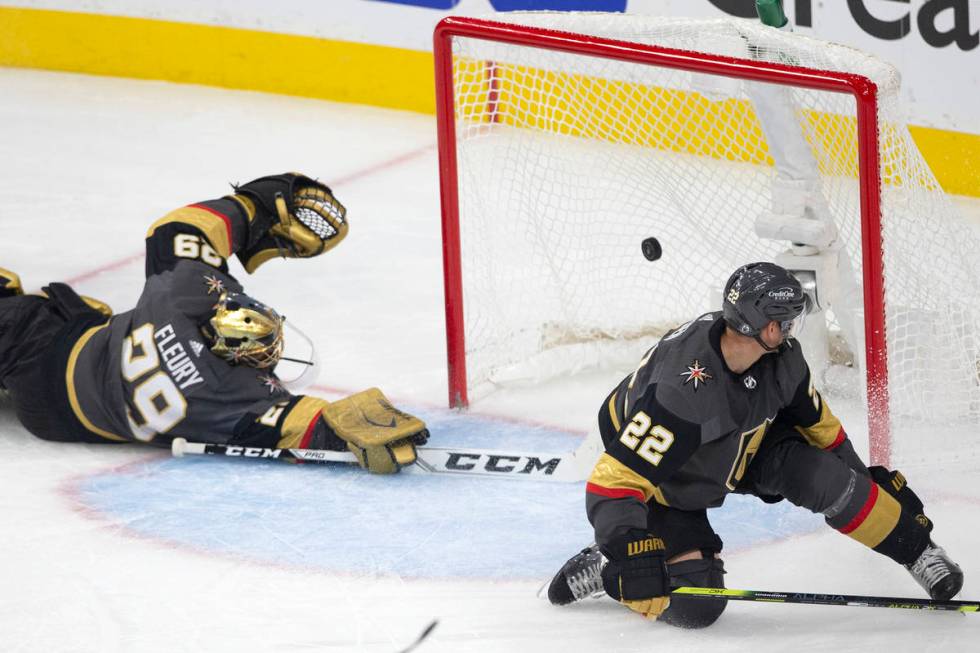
{"left": 320, "top": 388, "right": 428, "bottom": 474}
{"left": 233, "top": 173, "right": 348, "bottom": 273}
{"left": 869, "top": 466, "right": 933, "bottom": 533}
{"left": 601, "top": 529, "right": 671, "bottom": 619}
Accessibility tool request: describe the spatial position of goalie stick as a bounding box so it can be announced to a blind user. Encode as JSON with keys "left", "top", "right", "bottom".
{"left": 674, "top": 586, "right": 978, "bottom": 613}
{"left": 171, "top": 437, "right": 594, "bottom": 481}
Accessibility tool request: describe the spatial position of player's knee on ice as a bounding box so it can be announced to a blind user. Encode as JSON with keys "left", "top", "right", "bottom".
{"left": 658, "top": 558, "right": 727, "bottom": 629}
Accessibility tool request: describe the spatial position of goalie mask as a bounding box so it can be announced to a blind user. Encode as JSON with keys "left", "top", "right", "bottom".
{"left": 204, "top": 292, "right": 284, "bottom": 368}
{"left": 722, "top": 262, "right": 810, "bottom": 349}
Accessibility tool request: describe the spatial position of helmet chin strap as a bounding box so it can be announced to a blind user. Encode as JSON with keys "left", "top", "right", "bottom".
{"left": 753, "top": 334, "right": 781, "bottom": 352}
{"left": 754, "top": 329, "right": 795, "bottom": 353}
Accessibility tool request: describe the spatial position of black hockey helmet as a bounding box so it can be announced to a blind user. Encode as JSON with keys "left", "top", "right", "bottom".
{"left": 722, "top": 262, "right": 809, "bottom": 342}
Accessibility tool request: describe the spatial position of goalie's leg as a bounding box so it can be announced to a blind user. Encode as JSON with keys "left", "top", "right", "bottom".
{"left": 0, "top": 293, "right": 68, "bottom": 435}
{"left": 0, "top": 290, "right": 112, "bottom": 443}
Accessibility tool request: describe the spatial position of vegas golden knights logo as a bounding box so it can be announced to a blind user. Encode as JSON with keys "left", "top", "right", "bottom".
{"left": 627, "top": 537, "right": 665, "bottom": 556}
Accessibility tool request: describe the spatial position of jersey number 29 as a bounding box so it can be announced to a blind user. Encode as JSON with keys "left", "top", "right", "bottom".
{"left": 122, "top": 323, "right": 188, "bottom": 442}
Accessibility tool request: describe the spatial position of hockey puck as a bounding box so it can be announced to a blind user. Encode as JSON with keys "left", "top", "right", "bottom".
{"left": 641, "top": 237, "right": 662, "bottom": 261}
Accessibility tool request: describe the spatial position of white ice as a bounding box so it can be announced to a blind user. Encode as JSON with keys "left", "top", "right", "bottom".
{"left": 1, "top": 68, "right": 979, "bottom": 652}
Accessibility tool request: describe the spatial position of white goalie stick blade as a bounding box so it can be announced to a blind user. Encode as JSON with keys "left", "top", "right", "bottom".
{"left": 412, "top": 446, "right": 588, "bottom": 481}
{"left": 171, "top": 437, "right": 597, "bottom": 482}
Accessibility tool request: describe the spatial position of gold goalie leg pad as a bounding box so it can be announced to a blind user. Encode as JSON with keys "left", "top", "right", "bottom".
{"left": 321, "top": 387, "right": 427, "bottom": 474}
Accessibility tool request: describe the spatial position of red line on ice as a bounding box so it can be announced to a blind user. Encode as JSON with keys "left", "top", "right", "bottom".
{"left": 63, "top": 144, "right": 436, "bottom": 286}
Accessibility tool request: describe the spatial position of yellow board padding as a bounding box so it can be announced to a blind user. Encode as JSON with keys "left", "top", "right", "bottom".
{"left": 455, "top": 56, "right": 980, "bottom": 198}
{"left": 909, "top": 125, "right": 980, "bottom": 198}
{"left": 0, "top": 6, "right": 435, "bottom": 113}
{"left": 2, "top": 7, "right": 977, "bottom": 198}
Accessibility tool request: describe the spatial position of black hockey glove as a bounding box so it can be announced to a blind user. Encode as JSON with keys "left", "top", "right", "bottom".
{"left": 601, "top": 529, "right": 671, "bottom": 619}
{"left": 233, "top": 173, "right": 348, "bottom": 273}
{"left": 869, "top": 466, "right": 933, "bottom": 533}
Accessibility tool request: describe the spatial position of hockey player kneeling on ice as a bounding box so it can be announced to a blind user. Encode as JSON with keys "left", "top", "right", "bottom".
{"left": 0, "top": 173, "right": 426, "bottom": 474}
{"left": 546, "top": 262, "right": 963, "bottom": 628}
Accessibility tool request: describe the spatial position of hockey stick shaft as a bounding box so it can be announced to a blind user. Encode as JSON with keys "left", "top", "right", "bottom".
{"left": 673, "top": 587, "right": 978, "bottom": 612}
{"left": 171, "top": 438, "right": 587, "bottom": 481}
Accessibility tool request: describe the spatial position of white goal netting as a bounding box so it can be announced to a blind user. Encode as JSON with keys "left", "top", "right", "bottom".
{"left": 441, "top": 13, "right": 980, "bottom": 467}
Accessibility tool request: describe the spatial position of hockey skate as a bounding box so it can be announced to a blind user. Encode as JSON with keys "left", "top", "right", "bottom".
{"left": 545, "top": 544, "right": 607, "bottom": 605}
{"left": 905, "top": 540, "right": 964, "bottom": 601}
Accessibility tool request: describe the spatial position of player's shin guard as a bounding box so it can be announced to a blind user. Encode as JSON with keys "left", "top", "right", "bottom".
{"left": 658, "top": 558, "right": 727, "bottom": 629}
{"left": 824, "top": 469, "right": 963, "bottom": 600}
{"left": 825, "top": 471, "right": 931, "bottom": 564}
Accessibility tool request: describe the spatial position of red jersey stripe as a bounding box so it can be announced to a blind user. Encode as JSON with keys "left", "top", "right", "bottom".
{"left": 299, "top": 413, "right": 320, "bottom": 449}
{"left": 190, "top": 202, "right": 234, "bottom": 251}
{"left": 839, "top": 482, "right": 878, "bottom": 534}
{"left": 823, "top": 427, "right": 847, "bottom": 451}
{"left": 586, "top": 482, "right": 646, "bottom": 502}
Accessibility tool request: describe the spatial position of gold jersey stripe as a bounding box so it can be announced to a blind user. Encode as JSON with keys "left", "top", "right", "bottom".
{"left": 588, "top": 452, "right": 664, "bottom": 505}
{"left": 795, "top": 396, "right": 843, "bottom": 449}
{"left": 607, "top": 391, "right": 621, "bottom": 432}
{"left": 146, "top": 206, "right": 233, "bottom": 258}
{"left": 227, "top": 194, "right": 256, "bottom": 225}
{"left": 66, "top": 324, "right": 128, "bottom": 442}
{"left": 844, "top": 485, "right": 902, "bottom": 549}
{"left": 276, "top": 395, "right": 330, "bottom": 449}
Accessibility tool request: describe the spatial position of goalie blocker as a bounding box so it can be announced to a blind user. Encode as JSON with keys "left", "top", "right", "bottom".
{"left": 322, "top": 388, "right": 429, "bottom": 474}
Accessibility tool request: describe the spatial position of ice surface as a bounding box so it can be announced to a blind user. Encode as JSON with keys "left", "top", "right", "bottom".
{"left": 1, "top": 68, "right": 978, "bottom": 652}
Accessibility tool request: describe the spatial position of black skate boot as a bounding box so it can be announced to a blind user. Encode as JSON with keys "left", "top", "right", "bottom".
{"left": 546, "top": 544, "right": 607, "bottom": 606}
{"left": 905, "top": 540, "right": 964, "bottom": 601}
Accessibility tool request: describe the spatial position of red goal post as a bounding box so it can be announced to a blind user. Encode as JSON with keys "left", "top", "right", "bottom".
{"left": 433, "top": 16, "right": 890, "bottom": 461}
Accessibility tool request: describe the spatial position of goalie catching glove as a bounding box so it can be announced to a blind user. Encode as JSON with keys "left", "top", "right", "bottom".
{"left": 321, "top": 388, "right": 428, "bottom": 474}
{"left": 233, "top": 173, "right": 348, "bottom": 273}
{"left": 601, "top": 529, "right": 671, "bottom": 619}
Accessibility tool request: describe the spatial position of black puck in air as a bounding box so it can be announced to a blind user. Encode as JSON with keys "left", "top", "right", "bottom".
{"left": 641, "top": 237, "right": 662, "bottom": 261}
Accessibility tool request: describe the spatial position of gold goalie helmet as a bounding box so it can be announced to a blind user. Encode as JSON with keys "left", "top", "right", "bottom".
{"left": 203, "top": 291, "right": 284, "bottom": 368}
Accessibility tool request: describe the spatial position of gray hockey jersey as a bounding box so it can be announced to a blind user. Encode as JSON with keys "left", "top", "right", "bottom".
{"left": 586, "top": 312, "right": 849, "bottom": 542}
{"left": 58, "top": 195, "right": 341, "bottom": 451}
{"left": 68, "top": 260, "right": 292, "bottom": 444}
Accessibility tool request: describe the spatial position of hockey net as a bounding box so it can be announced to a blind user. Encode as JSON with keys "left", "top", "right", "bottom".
{"left": 434, "top": 13, "right": 980, "bottom": 468}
